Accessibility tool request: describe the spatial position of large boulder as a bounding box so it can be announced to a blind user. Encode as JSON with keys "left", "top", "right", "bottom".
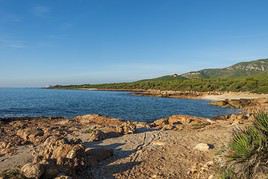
{"left": 26, "top": 136, "right": 113, "bottom": 178}
{"left": 30, "top": 137, "right": 88, "bottom": 177}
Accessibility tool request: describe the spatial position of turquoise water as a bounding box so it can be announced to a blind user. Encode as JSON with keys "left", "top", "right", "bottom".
{"left": 0, "top": 88, "right": 237, "bottom": 121}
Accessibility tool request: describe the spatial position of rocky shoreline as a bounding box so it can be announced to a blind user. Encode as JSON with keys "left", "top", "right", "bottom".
{"left": 53, "top": 88, "right": 268, "bottom": 112}
{"left": 1, "top": 89, "right": 267, "bottom": 178}
{"left": 132, "top": 90, "right": 268, "bottom": 112}
{"left": 0, "top": 111, "right": 257, "bottom": 179}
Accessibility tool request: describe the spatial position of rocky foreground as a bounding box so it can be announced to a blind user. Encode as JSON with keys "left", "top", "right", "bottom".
{"left": 0, "top": 111, "right": 256, "bottom": 179}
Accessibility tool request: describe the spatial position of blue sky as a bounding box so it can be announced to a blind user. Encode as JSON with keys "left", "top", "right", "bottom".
{"left": 1, "top": 0, "right": 268, "bottom": 87}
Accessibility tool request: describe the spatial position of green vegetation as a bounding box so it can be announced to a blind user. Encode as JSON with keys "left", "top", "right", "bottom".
{"left": 50, "top": 59, "right": 268, "bottom": 93}
{"left": 51, "top": 72, "right": 268, "bottom": 93}
{"left": 183, "top": 58, "right": 268, "bottom": 79}
{"left": 225, "top": 113, "right": 268, "bottom": 178}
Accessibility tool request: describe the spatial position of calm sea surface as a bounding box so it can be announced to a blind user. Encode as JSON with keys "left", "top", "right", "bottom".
{"left": 0, "top": 88, "right": 238, "bottom": 121}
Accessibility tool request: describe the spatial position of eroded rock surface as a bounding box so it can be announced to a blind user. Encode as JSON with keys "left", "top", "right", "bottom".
{"left": 0, "top": 113, "right": 254, "bottom": 178}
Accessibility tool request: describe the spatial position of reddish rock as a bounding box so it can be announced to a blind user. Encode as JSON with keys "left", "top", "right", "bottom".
{"left": 75, "top": 114, "right": 124, "bottom": 126}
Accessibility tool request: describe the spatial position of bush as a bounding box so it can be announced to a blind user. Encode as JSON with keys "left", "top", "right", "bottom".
{"left": 227, "top": 113, "right": 268, "bottom": 178}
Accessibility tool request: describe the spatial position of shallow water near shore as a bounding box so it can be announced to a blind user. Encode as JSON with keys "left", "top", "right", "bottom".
{"left": 0, "top": 88, "right": 238, "bottom": 121}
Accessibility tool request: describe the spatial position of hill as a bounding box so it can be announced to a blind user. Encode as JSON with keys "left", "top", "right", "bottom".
{"left": 50, "top": 58, "right": 268, "bottom": 93}
{"left": 182, "top": 58, "right": 268, "bottom": 79}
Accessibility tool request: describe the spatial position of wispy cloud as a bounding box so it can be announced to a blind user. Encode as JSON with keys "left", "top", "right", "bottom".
{"left": 0, "top": 39, "right": 27, "bottom": 48}
{"left": 32, "top": 5, "right": 50, "bottom": 17}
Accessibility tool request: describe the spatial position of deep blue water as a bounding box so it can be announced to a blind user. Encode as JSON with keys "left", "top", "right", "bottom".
{"left": 0, "top": 88, "right": 238, "bottom": 121}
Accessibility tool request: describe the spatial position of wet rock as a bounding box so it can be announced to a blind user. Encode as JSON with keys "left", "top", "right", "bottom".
{"left": 21, "top": 163, "right": 44, "bottom": 178}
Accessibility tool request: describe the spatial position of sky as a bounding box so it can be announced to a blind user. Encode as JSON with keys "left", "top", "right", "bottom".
{"left": 1, "top": 0, "right": 268, "bottom": 87}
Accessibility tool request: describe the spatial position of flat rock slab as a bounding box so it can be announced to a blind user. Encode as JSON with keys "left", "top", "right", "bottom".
{"left": 0, "top": 146, "right": 33, "bottom": 173}
{"left": 89, "top": 121, "right": 235, "bottom": 179}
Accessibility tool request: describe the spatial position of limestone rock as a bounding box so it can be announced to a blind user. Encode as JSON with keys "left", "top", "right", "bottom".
{"left": 152, "top": 118, "right": 168, "bottom": 128}
{"left": 16, "top": 128, "right": 44, "bottom": 144}
{"left": 208, "top": 175, "right": 214, "bottom": 179}
{"left": 211, "top": 99, "right": 253, "bottom": 108}
{"left": 30, "top": 136, "right": 113, "bottom": 177}
{"left": 194, "top": 143, "right": 214, "bottom": 152}
{"left": 88, "top": 130, "right": 106, "bottom": 142}
{"left": 21, "top": 163, "right": 44, "bottom": 178}
{"left": 75, "top": 114, "right": 123, "bottom": 126}
{"left": 168, "top": 115, "right": 211, "bottom": 125}
{"left": 116, "top": 121, "right": 136, "bottom": 134}
{"left": 210, "top": 100, "right": 228, "bottom": 107}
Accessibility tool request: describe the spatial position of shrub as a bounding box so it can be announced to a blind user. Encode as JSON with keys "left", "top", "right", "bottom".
{"left": 227, "top": 113, "right": 268, "bottom": 178}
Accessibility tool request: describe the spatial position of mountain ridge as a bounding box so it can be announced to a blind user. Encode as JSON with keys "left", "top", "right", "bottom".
{"left": 180, "top": 58, "right": 268, "bottom": 79}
